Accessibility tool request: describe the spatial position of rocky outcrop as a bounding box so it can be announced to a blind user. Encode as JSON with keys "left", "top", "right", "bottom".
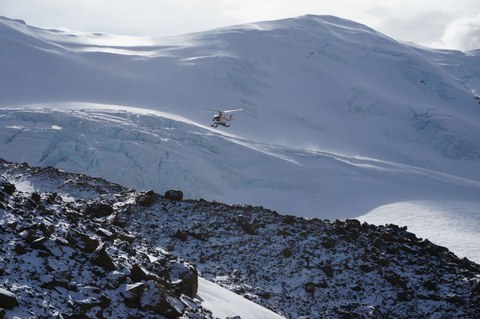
{"left": 0, "top": 161, "right": 213, "bottom": 318}
{"left": 136, "top": 190, "right": 157, "bottom": 206}
{"left": 1, "top": 158, "right": 479, "bottom": 319}
{"left": 164, "top": 189, "right": 183, "bottom": 201}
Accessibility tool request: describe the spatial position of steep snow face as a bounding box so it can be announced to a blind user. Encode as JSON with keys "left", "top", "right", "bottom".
{"left": 1, "top": 15, "right": 480, "bottom": 262}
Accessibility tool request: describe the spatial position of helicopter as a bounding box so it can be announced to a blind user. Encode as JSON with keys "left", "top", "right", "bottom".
{"left": 210, "top": 108, "right": 243, "bottom": 128}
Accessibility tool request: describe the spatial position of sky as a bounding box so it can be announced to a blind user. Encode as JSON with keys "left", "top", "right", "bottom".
{"left": 1, "top": 0, "right": 479, "bottom": 51}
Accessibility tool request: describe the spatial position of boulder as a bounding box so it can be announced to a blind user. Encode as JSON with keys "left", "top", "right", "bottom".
{"left": 304, "top": 282, "right": 316, "bottom": 294}
{"left": 136, "top": 190, "right": 156, "bottom": 207}
{"left": 14, "top": 243, "right": 27, "bottom": 255}
{"left": 130, "top": 264, "right": 149, "bottom": 283}
{"left": 71, "top": 295, "right": 111, "bottom": 317}
{"left": 141, "top": 281, "right": 184, "bottom": 318}
{"left": 0, "top": 178, "right": 16, "bottom": 195}
{"left": 166, "top": 261, "right": 198, "bottom": 298}
{"left": 0, "top": 287, "right": 18, "bottom": 309}
{"left": 30, "top": 237, "right": 49, "bottom": 251}
{"left": 188, "top": 224, "right": 210, "bottom": 241}
{"left": 321, "top": 237, "right": 336, "bottom": 249}
{"left": 30, "top": 192, "right": 41, "bottom": 204}
{"left": 122, "top": 282, "right": 146, "bottom": 306}
{"left": 321, "top": 265, "right": 334, "bottom": 278}
{"left": 67, "top": 230, "right": 99, "bottom": 253}
{"left": 83, "top": 202, "right": 114, "bottom": 218}
{"left": 173, "top": 230, "right": 189, "bottom": 242}
{"left": 473, "top": 281, "right": 480, "bottom": 295}
{"left": 39, "top": 222, "right": 55, "bottom": 237}
{"left": 164, "top": 189, "right": 183, "bottom": 201}
{"left": 92, "top": 243, "right": 116, "bottom": 272}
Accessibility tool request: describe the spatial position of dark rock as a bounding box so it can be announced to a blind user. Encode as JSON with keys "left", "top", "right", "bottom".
{"left": 257, "top": 291, "right": 272, "bottom": 299}
{"left": 166, "top": 261, "right": 198, "bottom": 298}
{"left": 39, "top": 222, "right": 55, "bottom": 237}
{"left": 359, "top": 264, "right": 373, "bottom": 273}
{"left": 334, "top": 219, "right": 346, "bottom": 234}
{"left": 397, "top": 290, "right": 413, "bottom": 302}
{"left": 24, "top": 229, "right": 40, "bottom": 244}
{"left": 240, "top": 222, "right": 258, "bottom": 235}
{"left": 174, "top": 230, "right": 189, "bottom": 241}
{"left": 384, "top": 271, "right": 408, "bottom": 289}
{"left": 423, "top": 279, "right": 438, "bottom": 291}
{"left": 380, "top": 232, "right": 395, "bottom": 242}
{"left": 30, "top": 192, "right": 41, "bottom": 203}
{"left": 460, "top": 257, "right": 480, "bottom": 272}
{"left": 84, "top": 202, "right": 114, "bottom": 218}
{"left": 117, "top": 232, "right": 136, "bottom": 244}
{"left": 304, "top": 282, "right": 316, "bottom": 294}
{"left": 282, "top": 215, "right": 297, "bottom": 225}
{"left": 141, "top": 281, "right": 184, "bottom": 318}
{"left": 46, "top": 192, "right": 58, "bottom": 204}
{"left": 30, "top": 236, "right": 48, "bottom": 247}
{"left": 97, "top": 227, "right": 114, "bottom": 240}
{"left": 71, "top": 295, "right": 111, "bottom": 316}
{"left": 130, "top": 264, "right": 149, "bottom": 283}
{"left": 321, "top": 237, "right": 336, "bottom": 249}
{"left": 67, "top": 230, "right": 100, "bottom": 253}
{"left": 446, "top": 294, "right": 465, "bottom": 305}
{"left": 281, "top": 248, "right": 293, "bottom": 258}
{"left": 136, "top": 190, "right": 157, "bottom": 206}
{"left": 321, "top": 265, "right": 334, "bottom": 278}
{"left": 345, "top": 219, "right": 361, "bottom": 230}
{"left": 188, "top": 224, "right": 210, "bottom": 241}
{"left": 377, "top": 259, "right": 390, "bottom": 267}
{"left": 164, "top": 189, "right": 183, "bottom": 201}
{"left": 350, "top": 285, "right": 363, "bottom": 292}
{"left": 472, "top": 281, "right": 480, "bottom": 295}
{"left": 42, "top": 270, "right": 72, "bottom": 289}
{"left": 122, "top": 282, "right": 145, "bottom": 306}
{"left": 111, "top": 213, "right": 129, "bottom": 227}
{"left": 0, "top": 178, "right": 16, "bottom": 195}
{"left": 0, "top": 287, "right": 18, "bottom": 309}
{"left": 14, "top": 243, "right": 27, "bottom": 255}
{"left": 6, "top": 221, "right": 17, "bottom": 230}
{"left": 92, "top": 243, "right": 116, "bottom": 272}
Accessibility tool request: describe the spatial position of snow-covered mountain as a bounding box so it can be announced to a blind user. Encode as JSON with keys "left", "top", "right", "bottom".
{"left": 1, "top": 159, "right": 479, "bottom": 318}
{"left": 0, "top": 13, "right": 480, "bottom": 266}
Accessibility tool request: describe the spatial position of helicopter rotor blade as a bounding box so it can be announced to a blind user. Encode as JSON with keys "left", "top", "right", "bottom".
{"left": 223, "top": 108, "right": 243, "bottom": 113}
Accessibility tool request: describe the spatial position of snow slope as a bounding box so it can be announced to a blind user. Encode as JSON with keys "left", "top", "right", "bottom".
{"left": 198, "top": 278, "right": 285, "bottom": 319}
{"left": 1, "top": 15, "right": 480, "bottom": 262}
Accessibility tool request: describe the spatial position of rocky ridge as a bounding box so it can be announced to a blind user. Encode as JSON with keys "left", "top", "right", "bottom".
{"left": 1, "top": 158, "right": 480, "bottom": 318}
{"left": 0, "top": 159, "right": 212, "bottom": 319}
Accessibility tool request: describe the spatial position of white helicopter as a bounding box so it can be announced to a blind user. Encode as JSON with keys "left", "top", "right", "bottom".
{"left": 210, "top": 108, "right": 243, "bottom": 128}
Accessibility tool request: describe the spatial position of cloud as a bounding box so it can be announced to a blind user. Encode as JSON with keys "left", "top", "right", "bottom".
{"left": 439, "top": 15, "right": 480, "bottom": 51}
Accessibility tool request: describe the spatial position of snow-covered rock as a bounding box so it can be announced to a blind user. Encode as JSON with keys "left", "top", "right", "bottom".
{"left": 1, "top": 159, "right": 479, "bottom": 318}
